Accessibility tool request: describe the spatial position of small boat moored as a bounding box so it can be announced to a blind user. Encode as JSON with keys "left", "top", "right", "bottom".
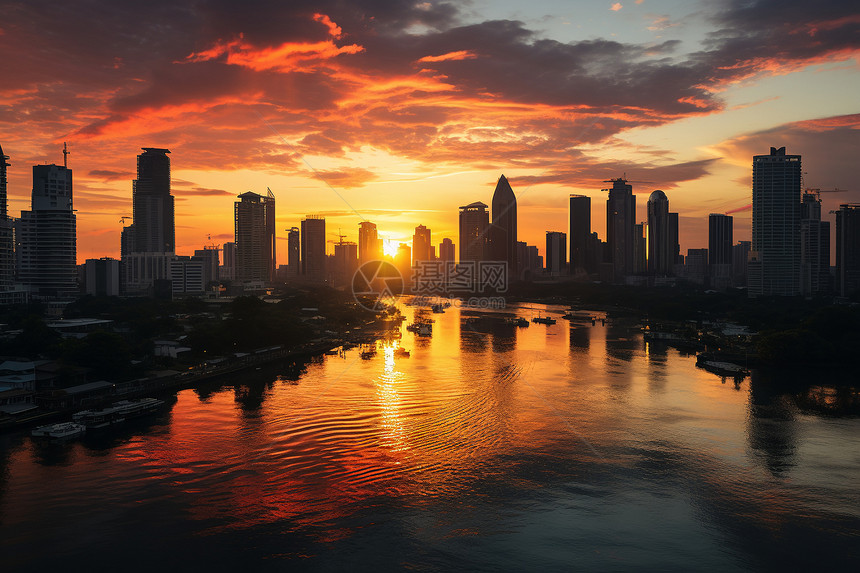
{"left": 31, "top": 422, "right": 86, "bottom": 440}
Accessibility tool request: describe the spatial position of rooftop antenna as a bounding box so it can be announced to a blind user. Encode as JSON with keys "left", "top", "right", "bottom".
{"left": 63, "top": 142, "right": 69, "bottom": 168}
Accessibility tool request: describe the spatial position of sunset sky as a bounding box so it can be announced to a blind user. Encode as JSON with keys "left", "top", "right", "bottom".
{"left": 1, "top": 0, "right": 858, "bottom": 264}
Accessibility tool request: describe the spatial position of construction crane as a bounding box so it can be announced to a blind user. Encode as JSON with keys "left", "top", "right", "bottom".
{"left": 63, "top": 142, "right": 70, "bottom": 168}
{"left": 119, "top": 216, "right": 132, "bottom": 225}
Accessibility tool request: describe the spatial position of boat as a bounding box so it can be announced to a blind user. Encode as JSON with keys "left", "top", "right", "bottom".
{"left": 505, "top": 317, "right": 530, "bottom": 327}
{"left": 697, "top": 360, "right": 748, "bottom": 378}
{"left": 431, "top": 303, "right": 445, "bottom": 313}
{"left": 324, "top": 349, "right": 339, "bottom": 355}
{"left": 73, "top": 404, "right": 127, "bottom": 430}
{"left": 73, "top": 398, "right": 164, "bottom": 430}
{"left": 406, "top": 321, "right": 432, "bottom": 335}
{"left": 112, "top": 398, "right": 165, "bottom": 419}
{"left": 394, "top": 347, "right": 411, "bottom": 357}
{"left": 360, "top": 349, "right": 376, "bottom": 359}
{"left": 31, "top": 422, "right": 86, "bottom": 440}
{"left": 532, "top": 316, "right": 556, "bottom": 325}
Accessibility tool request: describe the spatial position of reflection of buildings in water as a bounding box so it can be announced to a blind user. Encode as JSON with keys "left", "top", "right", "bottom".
{"left": 569, "top": 326, "right": 590, "bottom": 351}
{"left": 644, "top": 341, "right": 669, "bottom": 393}
{"left": 490, "top": 327, "right": 516, "bottom": 354}
{"left": 604, "top": 323, "right": 638, "bottom": 362}
{"left": 459, "top": 319, "right": 489, "bottom": 354}
{"left": 747, "top": 371, "right": 799, "bottom": 477}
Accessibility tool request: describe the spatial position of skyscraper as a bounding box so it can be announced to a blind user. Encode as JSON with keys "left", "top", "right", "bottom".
{"left": 412, "top": 225, "right": 431, "bottom": 265}
{"left": 490, "top": 174, "right": 517, "bottom": 275}
{"left": 708, "top": 214, "right": 733, "bottom": 265}
{"left": 287, "top": 227, "right": 300, "bottom": 277}
{"left": 459, "top": 201, "right": 489, "bottom": 262}
{"left": 333, "top": 240, "right": 358, "bottom": 287}
{"left": 358, "top": 221, "right": 380, "bottom": 263}
{"left": 301, "top": 216, "right": 326, "bottom": 282}
{"left": 545, "top": 231, "right": 566, "bottom": 275}
{"left": 749, "top": 146, "right": 801, "bottom": 296}
{"left": 836, "top": 203, "right": 860, "bottom": 297}
{"left": 16, "top": 162, "right": 77, "bottom": 298}
{"left": 799, "top": 191, "right": 830, "bottom": 296}
{"left": 0, "top": 144, "right": 13, "bottom": 294}
{"left": 646, "top": 190, "right": 675, "bottom": 276}
{"left": 605, "top": 178, "right": 636, "bottom": 280}
{"left": 439, "top": 238, "right": 455, "bottom": 263}
{"left": 569, "top": 194, "right": 591, "bottom": 275}
{"left": 132, "top": 148, "right": 174, "bottom": 253}
{"left": 234, "top": 190, "right": 275, "bottom": 283}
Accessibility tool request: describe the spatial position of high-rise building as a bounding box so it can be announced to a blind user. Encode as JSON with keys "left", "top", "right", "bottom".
{"left": 633, "top": 223, "right": 646, "bottom": 274}
{"left": 194, "top": 246, "right": 220, "bottom": 287}
{"left": 749, "top": 146, "right": 801, "bottom": 296}
{"left": 800, "top": 191, "right": 830, "bottom": 296}
{"left": 605, "top": 177, "right": 636, "bottom": 280}
{"left": 412, "top": 225, "right": 431, "bottom": 265}
{"left": 221, "top": 242, "right": 236, "bottom": 281}
{"left": 490, "top": 175, "right": 517, "bottom": 275}
{"left": 439, "top": 238, "right": 455, "bottom": 263}
{"left": 84, "top": 257, "right": 121, "bottom": 297}
{"left": 0, "top": 144, "right": 13, "bottom": 294}
{"left": 708, "top": 214, "right": 733, "bottom": 266}
{"left": 358, "top": 221, "right": 380, "bottom": 263}
{"left": 836, "top": 203, "right": 860, "bottom": 297}
{"left": 287, "top": 227, "right": 300, "bottom": 277}
{"left": 395, "top": 243, "right": 412, "bottom": 286}
{"left": 333, "top": 241, "right": 358, "bottom": 287}
{"left": 684, "top": 248, "right": 709, "bottom": 285}
{"left": 569, "top": 194, "right": 591, "bottom": 275}
{"left": 646, "top": 190, "right": 677, "bottom": 276}
{"left": 545, "top": 231, "right": 566, "bottom": 275}
{"left": 234, "top": 190, "right": 275, "bottom": 284}
{"left": 301, "top": 216, "right": 326, "bottom": 282}
{"left": 132, "top": 148, "right": 175, "bottom": 253}
{"left": 16, "top": 162, "right": 77, "bottom": 298}
{"left": 732, "top": 241, "right": 751, "bottom": 288}
{"left": 459, "top": 201, "right": 489, "bottom": 262}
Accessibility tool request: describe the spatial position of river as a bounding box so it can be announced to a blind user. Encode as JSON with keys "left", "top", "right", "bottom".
{"left": 1, "top": 302, "right": 858, "bottom": 571}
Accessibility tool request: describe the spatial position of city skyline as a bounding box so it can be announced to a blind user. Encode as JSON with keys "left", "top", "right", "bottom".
{"left": 0, "top": 0, "right": 856, "bottom": 263}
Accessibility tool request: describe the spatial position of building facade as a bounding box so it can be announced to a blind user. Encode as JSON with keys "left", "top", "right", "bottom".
{"left": 132, "top": 148, "right": 174, "bottom": 253}
{"left": 16, "top": 163, "right": 77, "bottom": 298}
{"left": 459, "top": 201, "right": 489, "bottom": 262}
{"left": 605, "top": 178, "right": 636, "bottom": 280}
{"left": 749, "top": 147, "right": 801, "bottom": 296}
{"left": 301, "top": 216, "right": 326, "bottom": 282}
{"left": 800, "top": 191, "right": 830, "bottom": 296}
{"left": 836, "top": 204, "right": 860, "bottom": 297}
{"left": 490, "top": 175, "right": 517, "bottom": 276}
{"left": 569, "top": 194, "right": 591, "bottom": 276}
{"left": 545, "top": 231, "right": 566, "bottom": 276}
{"left": 234, "top": 190, "right": 276, "bottom": 284}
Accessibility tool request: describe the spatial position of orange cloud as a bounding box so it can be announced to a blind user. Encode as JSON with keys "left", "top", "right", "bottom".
{"left": 417, "top": 50, "right": 478, "bottom": 63}
{"left": 186, "top": 38, "right": 364, "bottom": 72}
{"left": 313, "top": 13, "right": 343, "bottom": 39}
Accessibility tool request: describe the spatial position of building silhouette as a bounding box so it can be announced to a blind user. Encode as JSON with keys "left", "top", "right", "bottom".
{"left": 800, "top": 191, "right": 830, "bottom": 295}
{"left": 490, "top": 175, "right": 517, "bottom": 275}
{"left": 646, "top": 190, "right": 679, "bottom": 276}
{"left": 459, "top": 201, "right": 489, "bottom": 262}
{"left": 439, "top": 238, "right": 455, "bottom": 263}
{"left": 836, "top": 203, "right": 860, "bottom": 297}
{"left": 132, "top": 148, "right": 174, "bottom": 253}
{"left": 84, "top": 257, "right": 120, "bottom": 296}
{"left": 358, "top": 221, "right": 380, "bottom": 263}
{"left": 301, "top": 216, "right": 326, "bottom": 282}
{"left": 234, "top": 190, "right": 275, "bottom": 284}
{"left": 395, "top": 243, "right": 412, "bottom": 287}
{"left": 749, "top": 147, "right": 801, "bottom": 296}
{"left": 732, "top": 241, "right": 751, "bottom": 288}
{"left": 412, "top": 225, "right": 431, "bottom": 265}
{"left": 708, "top": 214, "right": 733, "bottom": 265}
{"left": 15, "top": 162, "right": 77, "bottom": 298}
{"left": 0, "top": 144, "right": 13, "bottom": 295}
{"left": 569, "top": 194, "right": 591, "bottom": 276}
{"left": 545, "top": 231, "right": 566, "bottom": 275}
{"left": 333, "top": 240, "right": 358, "bottom": 287}
{"left": 605, "top": 178, "right": 636, "bottom": 280}
{"left": 221, "top": 241, "right": 236, "bottom": 281}
{"left": 287, "top": 227, "right": 300, "bottom": 277}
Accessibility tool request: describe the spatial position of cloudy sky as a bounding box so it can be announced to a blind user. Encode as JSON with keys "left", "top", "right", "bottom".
{"left": 1, "top": 0, "right": 858, "bottom": 262}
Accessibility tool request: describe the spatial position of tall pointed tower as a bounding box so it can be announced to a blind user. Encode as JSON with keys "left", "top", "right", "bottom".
{"left": 490, "top": 174, "right": 517, "bottom": 277}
